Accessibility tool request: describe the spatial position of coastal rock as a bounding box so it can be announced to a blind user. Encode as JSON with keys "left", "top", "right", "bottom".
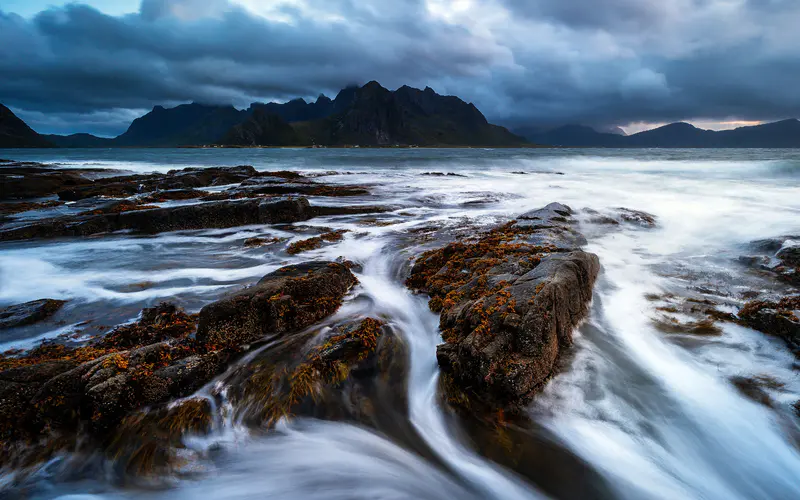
{"left": 776, "top": 242, "right": 800, "bottom": 267}
{"left": 56, "top": 165, "right": 259, "bottom": 201}
{"left": 223, "top": 316, "right": 408, "bottom": 430}
{"left": 738, "top": 296, "right": 800, "bottom": 355}
{"left": 0, "top": 299, "right": 66, "bottom": 330}
{"left": 582, "top": 207, "right": 657, "bottom": 228}
{"left": 0, "top": 164, "right": 89, "bottom": 201}
{"left": 196, "top": 262, "right": 358, "bottom": 348}
{"left": 407, "top": 203, "right": 599, "bottom": 413}
{"left": 0, "top": 197, "right": 313, "bottom": 240}
{"left": 738, "top": 235, "right": 800, "bottom": 285}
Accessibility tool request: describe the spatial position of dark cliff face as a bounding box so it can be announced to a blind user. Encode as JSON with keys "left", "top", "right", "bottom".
{"left": 114, "top": 103, "right": 250, "bottom": 147}
{"left": 247, "top": 95, "right": 335, "bottom": 124}
{"left": 220, "top": 109, "right": 301, "bottom": 146}
{"left": 295, "top": 81, "right": 526, "bottom": 147}
{"left": 21, "top": 82, "right": 528, "bottom": 148}
{"left": 0, "top": 104, "right": 54, "bottom": 148}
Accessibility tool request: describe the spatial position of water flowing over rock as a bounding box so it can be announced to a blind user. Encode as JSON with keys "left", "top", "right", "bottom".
{"left": 407, "top": 203, "right": 599, "bottom": 413}
{"left": 0, "top": 262, "right": 358, "bottom": 471}
{"left": 196, "top": 262, "right": 358, "bottom": 348}
{"left": 738, "top": 296, "right": 800, "bottom": 355}
{"left": 0, "top": 299, "right": 66, "bottom": 330}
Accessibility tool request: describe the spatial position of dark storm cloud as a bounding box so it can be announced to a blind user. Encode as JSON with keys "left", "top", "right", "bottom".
{"left": 1, "top": 0, "right": 800, "bottom": 134}
{"left": 0, "top": 0, "right": 500, "bottom": 134}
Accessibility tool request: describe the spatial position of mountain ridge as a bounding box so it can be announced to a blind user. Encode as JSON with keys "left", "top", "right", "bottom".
{"left": 517, "top": 119, "right": 800, "bottom": 148}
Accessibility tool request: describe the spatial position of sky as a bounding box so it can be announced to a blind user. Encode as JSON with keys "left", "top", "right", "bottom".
{"left": 1, "top": 0, "right": 799, "bottom": 137}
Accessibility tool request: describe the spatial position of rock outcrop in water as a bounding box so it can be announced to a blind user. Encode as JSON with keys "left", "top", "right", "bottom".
{"left": 739, "top": 235, "right": 800, "bottom": 285}
{"left": 0, "top": 162, "right": 387, "bottom": 241}
{"left": 0, "top": 262, "right": 358, "bottom": 470}
{"left": 407, "top": 203, "right": 600, "bottom": 413}
{"left": 738, "top": 296, "right": 800, "bottom": 356}
{"left": 0, "top": 299, "right": 66, "bottom": 330}
{"left": 197, "top": 262, "right": 359, "bottom": 348}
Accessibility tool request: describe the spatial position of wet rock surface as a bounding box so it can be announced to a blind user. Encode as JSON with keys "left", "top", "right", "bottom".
{"left": 0, "top": 299, "right": 67, "bottom": 330}
{"left": 196, "top": 261, "right": 358, "bottom": 348}
{"left": 739, "top": 235, "right": 800, "bottom": 285}
{"left": 407, "top": 203, "right": 600, "bottom": 413}
{"left": 0, "top": 263, "right": 359, "bottom": 471}
{"left": 0, "top": 162, "right": 385, "bottom": 241}
{"left": 738, "top": 296, "right": 800, "bottom": 355}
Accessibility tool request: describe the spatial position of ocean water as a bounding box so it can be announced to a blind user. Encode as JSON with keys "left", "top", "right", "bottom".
{"left": 1, "top": 148, "right": 800, "bottom": 499}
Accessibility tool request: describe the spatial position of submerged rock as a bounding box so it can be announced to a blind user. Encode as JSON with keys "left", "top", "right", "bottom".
{"left": 0, "top": 197, "right": 312, "bottom": 240}
{"left": 407, "top": 203, "right": 599, "bottom": 413}
{"left": 741, "top": 235, "right": 800, "bottom": 285}
{"left": 738, "top": 296, "right": 800, "bottom": 355}
{"left": 581, "top": 207, "right": 657, "bottom": 228}
{"left": 196, "top": 262, "right": 358, "bottom": 348}
{"left": 0, "top": 299, "right": 66, "bottom": 330}
{"left": 0, "top": 164, "right": 92, "bottom": 201}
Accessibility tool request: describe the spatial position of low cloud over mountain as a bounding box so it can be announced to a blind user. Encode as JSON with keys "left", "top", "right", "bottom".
{"left": 2, "top": 0, "right": 800, "bottom": 135}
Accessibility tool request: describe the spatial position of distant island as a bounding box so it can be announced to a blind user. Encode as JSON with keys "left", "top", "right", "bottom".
{"left": 3, "top": 82, "right": 800, "bottom": 148}
{"left": 0, "top": 82, "right": 527, "bottom": 149}
{"left": 513, "top": 120, "right": 800, "bottom": 148}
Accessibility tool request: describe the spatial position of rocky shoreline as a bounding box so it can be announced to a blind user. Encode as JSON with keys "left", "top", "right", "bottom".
{"left": 2, "top": 157, "right": 799, "bottom": 491}
{"left": 0, "top": 160, "right": 605, "bottom": 479}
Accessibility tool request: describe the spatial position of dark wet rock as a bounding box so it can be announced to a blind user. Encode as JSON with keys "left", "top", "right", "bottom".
{"left": 777, "top": 242, "right": 800, "bottom": 267}
{"left": 286, "top": 230, "right": 348, "bottom": 254}
{"left": 0, "top": 164, "right": 91, "bottom": 201}
{"left": 139, "top": 188, "right": 209, "bottom": 202}
{"left": 0, "top": 197, "right": 314, "bottom": 241}
{"left": 243, "top": 236, "right": 282, "bottom": 248}
{"left": 738, "top": 296, "right": 800, "bottom": 355}
{"left": 407, "top": 203, "right": 599, "bottom": 413}
{"left": 196, "top": 262, "right": 358, "bottom": 348}
{"left": 730, "top": 375, "right": 783, "bottom": 407}
{"left": 56, "top": 165, "right": 260, "bottom": 201}
{"left": 582, "top": 207, "right": 657, "bottom": 228}
{"left": 739, "top": 236, "right": 800, "bottom": 285}
{"left": 0, "top": 200, "right": 64, "bottom": 216}
{"left": 77, "top": 199, "right": 159, "bottom": 216}
{"left": 0, "top": 299, "right": 66, "bottom": 330}
{"left": 234, "top": 182, "right": 369, "bottom": 197}
{"left": 421, "top": 172, "right": 467, "bottom": 177}
{"left": 224, "top": 317, "right": 408, "bottom": 431}
{"left": 0, "top": 302, "right": 235, "bottom": 466}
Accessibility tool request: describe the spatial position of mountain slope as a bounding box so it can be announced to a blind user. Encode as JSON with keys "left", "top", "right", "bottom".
{"left": 44, "top": 133, "right": 115, "bottom": 148}
{"left": 114, "top": 103, "right": 250, "bottom": 147}
{"left": 220, "top": 109, "right": 302, "bottom": 146}
{"left": 248, "top": 95, "right": 334, "bottom": 123}
{"left": 0, "top": 105, "right": 54, "bottom": 148}
{"left": 520, "top": 119, "right": 800, "bottom": 148}
{"left": 292, "top": 82, "right": 526, "bottom": 146}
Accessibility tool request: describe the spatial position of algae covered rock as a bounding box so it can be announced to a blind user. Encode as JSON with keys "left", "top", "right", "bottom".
{"left": 738, "top": 296, "right": 800, "bottom": 355}
{"left": 196, "top": 262, "right": 358, "bottom": 348}
{"left": 408, "top": 203, "right": 599, "bottom": 413}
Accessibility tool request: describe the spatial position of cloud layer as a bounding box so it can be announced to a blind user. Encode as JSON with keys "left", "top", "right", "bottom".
{"left": 2, "top": 0, "right": 800, "bottom": 135}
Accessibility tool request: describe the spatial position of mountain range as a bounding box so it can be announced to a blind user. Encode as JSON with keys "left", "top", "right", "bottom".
{"left": 1, "top": 82, "right": 526, "bottom": 148}
{"left": 515, "top": 120, "right": 800, "bottom": 148}
{"left": 3, "top": 83, "right": 800, "bottom": 148}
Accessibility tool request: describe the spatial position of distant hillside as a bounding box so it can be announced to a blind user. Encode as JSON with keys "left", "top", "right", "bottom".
{"left": 519, "top": 119, "right": 800, "bottom": 148}
{"left": 114, "top": 103, "right": 250, "bottom": 147}
{"left": 0, "top": 104, "right": 54, "bottom": 148}
{"left": 220, "top": 109, "right": 302, "bottom": 146}
{"left": 290, "top": 82, "right": 526, "bottom": 147}
{"left": 44, "top": 133, "right": 114, "bottom": 148}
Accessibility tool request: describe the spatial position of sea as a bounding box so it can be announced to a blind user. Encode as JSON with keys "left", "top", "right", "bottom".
{"left": 1, "top": 147, "right": 800, "bottom": 499}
